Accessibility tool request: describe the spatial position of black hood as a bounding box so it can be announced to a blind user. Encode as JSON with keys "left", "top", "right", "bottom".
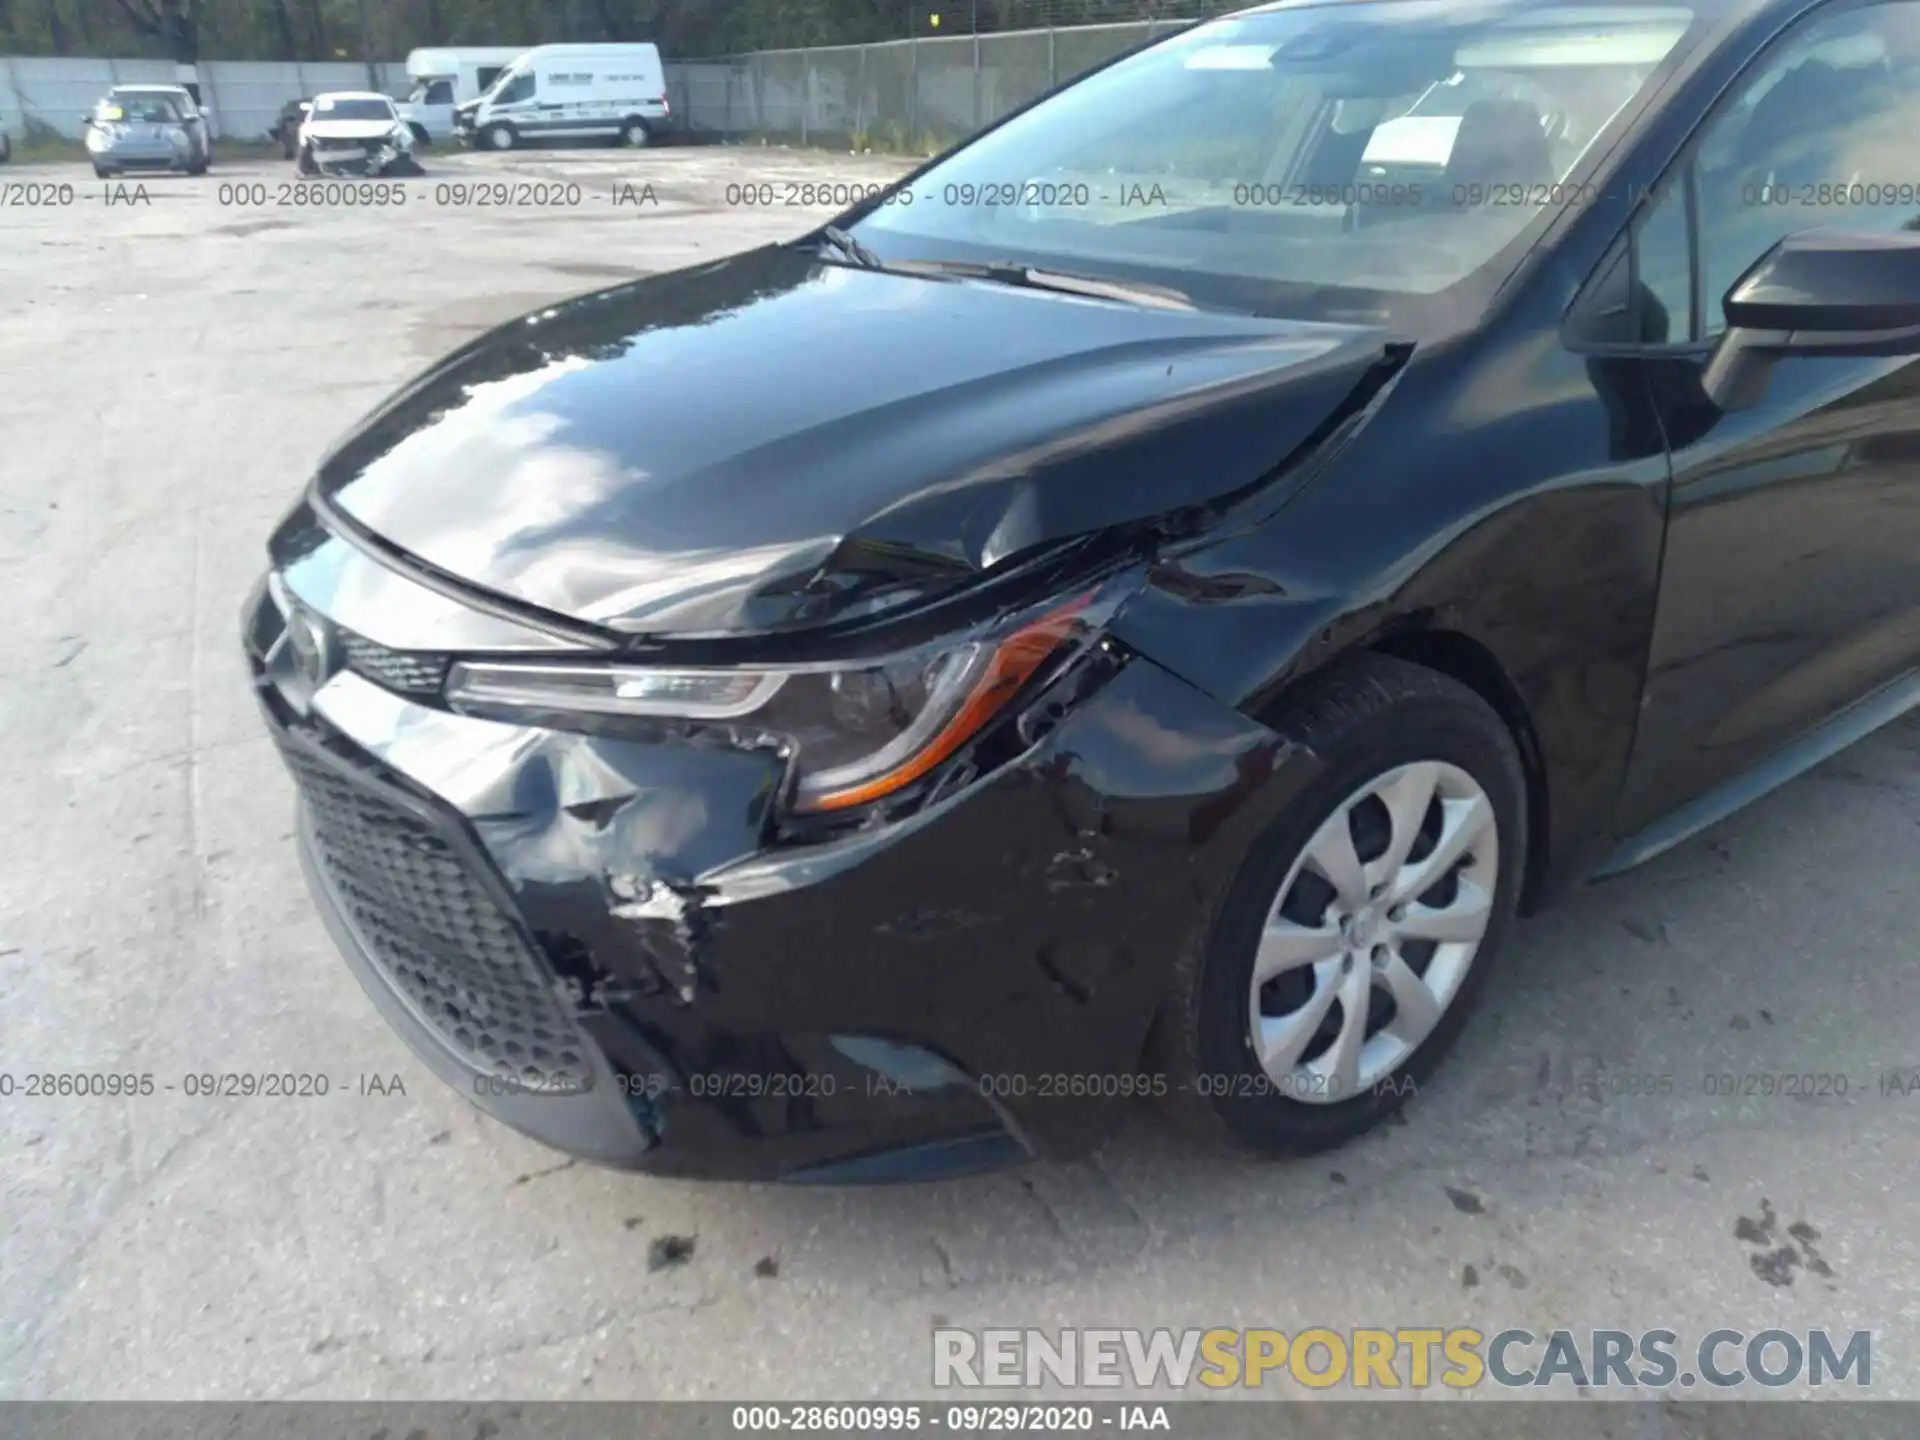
{"left": 315, "top": 245, "right": 1391, "bottom": 638}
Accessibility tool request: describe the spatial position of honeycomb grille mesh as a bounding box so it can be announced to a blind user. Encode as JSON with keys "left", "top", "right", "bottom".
{"left": 286, "top": 745, "right": 591, "bottom": 1092}
{"left": 336, "top": 630, "right": 450, "bottom": 698}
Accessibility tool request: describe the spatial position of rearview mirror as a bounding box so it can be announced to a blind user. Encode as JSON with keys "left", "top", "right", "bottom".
{"left": 1703, "top": 229, "right": 1920, "bottom": 411}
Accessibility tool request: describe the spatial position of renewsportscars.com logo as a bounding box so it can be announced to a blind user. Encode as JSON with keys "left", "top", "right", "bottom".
{"left": 932, "top": 1327, "right": 1873, "bottom": 1391}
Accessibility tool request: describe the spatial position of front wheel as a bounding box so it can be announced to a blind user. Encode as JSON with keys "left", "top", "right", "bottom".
{"left": 295, "top": 147, "right": 318, "bottom": 176}
{"left": 484, "top": 122, "right": 516, "bottom": 151}
{"left": 1155, "top": 654, "right": 1527, "bottom": 1157}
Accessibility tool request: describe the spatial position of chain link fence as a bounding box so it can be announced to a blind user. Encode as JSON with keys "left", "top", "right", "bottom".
{"left": 926, "top": 0, "right": 1244, "bottom": 32}
{"left": 666, "top": 17, "right": 1208, "bottom": 150}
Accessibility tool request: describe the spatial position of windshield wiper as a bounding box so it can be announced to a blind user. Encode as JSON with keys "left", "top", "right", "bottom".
{"left": 817, "top": 224, "right": 885, "bottom": 269}
{"left": 810, "top": 236, "right": 1196, "bottom": 311}
{"left": 889, "top": 258, "right": 1195, "bottom": 310}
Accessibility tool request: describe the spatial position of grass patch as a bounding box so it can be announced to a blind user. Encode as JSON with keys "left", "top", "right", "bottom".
{"left": 2, "top": 133, "right": 279, "bottom": 165}
{"left": 213, "top": 137, "right": 282, "bottom": 160}
{"left": 4, "top": 133, "right": 82, "bottom": 163}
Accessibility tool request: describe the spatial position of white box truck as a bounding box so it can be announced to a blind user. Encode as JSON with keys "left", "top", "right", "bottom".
{"left": 400, "top": 47, "right": 529, "bottom": 142}
{"left": 457, "top": 43, "right": 671, "bottom": 150}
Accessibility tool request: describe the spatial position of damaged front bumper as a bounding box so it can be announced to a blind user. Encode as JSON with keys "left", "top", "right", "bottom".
{"left": 242, "top": 529, "right": 1309, "bottom": 1182}
{"left": 306, "top": 144, "right": 419, "bottom": 177}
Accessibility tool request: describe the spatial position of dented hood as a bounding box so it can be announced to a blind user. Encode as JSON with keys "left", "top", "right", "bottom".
{"left": 316, "top": 245, "right": 1389, "bottom": 638}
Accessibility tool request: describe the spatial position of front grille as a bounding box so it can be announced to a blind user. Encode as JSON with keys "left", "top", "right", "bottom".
{"left": 312, "top": 135, "right": 374, "bottom": 152}
{"left": 285, "top": 743, "right": 592, "bottom": 1092}
{"left": 336, "top": 630, "right": 449, "bottom": 698}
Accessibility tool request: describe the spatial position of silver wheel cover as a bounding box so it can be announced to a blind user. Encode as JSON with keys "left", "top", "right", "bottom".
{"left": 1248, "top": 760, "right": 1499, "bottom": 1105}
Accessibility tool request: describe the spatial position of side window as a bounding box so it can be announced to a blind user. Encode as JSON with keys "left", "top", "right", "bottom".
{"left": 1567, "top": 180, "right": 1693, "bottom": 347}
{"left": 1692, "top": 1, "right": 1920, "bottom": 335}
{"left": 1634, "top": 180, "right": 1693, "bottom": 343}
{"left": 426, "top": 80, "right": 454, "bottom": 105}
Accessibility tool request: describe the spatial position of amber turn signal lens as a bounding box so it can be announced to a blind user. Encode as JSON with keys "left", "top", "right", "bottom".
{"left": 803, "top": 593, "right": 1093, "bottom": 812}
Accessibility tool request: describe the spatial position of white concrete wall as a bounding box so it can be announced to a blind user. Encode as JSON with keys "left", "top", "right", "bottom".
{"left": 0, "top": 57, "right": 409, "bottom": 142}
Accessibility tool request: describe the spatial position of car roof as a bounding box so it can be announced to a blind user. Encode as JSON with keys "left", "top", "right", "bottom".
{"left": 108, "top": 84, "right": 190, "bottom": 96}
{"left": 310, "top": 90, "right": 394, "bottom": 103}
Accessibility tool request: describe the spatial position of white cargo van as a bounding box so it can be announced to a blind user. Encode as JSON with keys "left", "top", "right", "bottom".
{"left": 457, "top": 43, "right": 670, "bottom": 150}
{"left": 401, "top": 47, "right": 528, "bottom": 141}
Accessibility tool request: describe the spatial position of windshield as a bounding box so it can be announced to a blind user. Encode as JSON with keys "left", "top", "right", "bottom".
{"left": 105, "top": 93, "right": 183, "bottom": 123}
{"left": 481, "top": 64, "right": 524, "bottom": 100}
{"left": 486, "top": 68, "right": 536, "bottom": 104}
{"left": 853, "top": 0, "right": 1700, "bottom": 329}
{"left": 312, "top": 96, "right": 396, "bottom": 122}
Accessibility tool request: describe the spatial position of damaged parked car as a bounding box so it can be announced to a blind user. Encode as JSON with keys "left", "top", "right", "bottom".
{"left": 247, "top": 0, "right": 1920, "bottom": 1182}
{"left": 295, "top": 91, "right": 423, "bottom": 177}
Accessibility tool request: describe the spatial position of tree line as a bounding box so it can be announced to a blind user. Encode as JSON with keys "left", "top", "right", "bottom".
{"left": 0, "top": 0, "right": 1187, "bottom": 61}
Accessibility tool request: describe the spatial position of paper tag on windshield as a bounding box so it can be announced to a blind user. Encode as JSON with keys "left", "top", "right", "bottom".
{"left": 1184, "top": 45, "right": 1278, "bottom": 70}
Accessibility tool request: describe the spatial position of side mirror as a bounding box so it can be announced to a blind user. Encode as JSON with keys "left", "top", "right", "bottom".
{"left": 1703, "top": 228, "right": 1920, "bottom": 411}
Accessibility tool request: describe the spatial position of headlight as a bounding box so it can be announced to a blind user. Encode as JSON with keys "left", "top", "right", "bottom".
{"left": 445, "top": 582, "right": 1121, "bottom": 813}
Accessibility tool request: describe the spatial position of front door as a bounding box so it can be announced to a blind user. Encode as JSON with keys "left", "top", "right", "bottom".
{"left": 1614, "top": 0, "right": 1920, "bottom": 834}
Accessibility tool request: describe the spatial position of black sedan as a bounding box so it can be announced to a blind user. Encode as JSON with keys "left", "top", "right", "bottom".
{"left": 267, "top": 97, "right": 311, "bottom": 160}
{"left": 245, "top": 0, "right": 1920, "bottom": 1182}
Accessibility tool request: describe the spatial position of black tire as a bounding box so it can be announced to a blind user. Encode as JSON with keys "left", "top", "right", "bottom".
{"left": 618, "top": 117, "right": 651, "bottom": 148}
{"left": 1153, "top": 653, "right": 1528, "bottom": 1157}
{"left": 484, "top": 122, "right": 516, "bottom": 152}
{"left": 296, "top": 147, "right": 318, "bottom": 177}
{"left": 93, "top": 163, "right": 112, "bottom": 179}
{"left": 408, "top": 122, "right": 430, "bottom": 147}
